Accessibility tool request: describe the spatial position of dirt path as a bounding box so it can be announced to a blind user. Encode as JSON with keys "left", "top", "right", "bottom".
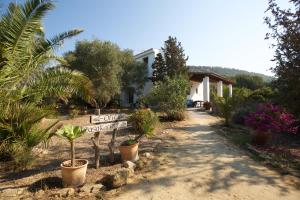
{"left": 113, "top": 110, "right": 300, "bottom": 200}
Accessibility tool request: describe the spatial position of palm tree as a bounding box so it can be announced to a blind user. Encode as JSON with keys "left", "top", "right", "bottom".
{"left": 0, "top": 0, "right": 95, "bottom": 104}
{"left": 0, "top": 0, "right": 95, "bottom": 168}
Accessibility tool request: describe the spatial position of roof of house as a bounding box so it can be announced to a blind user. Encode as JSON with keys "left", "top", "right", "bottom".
{"left": 134, "top": 49, "right": 234, "bottom": 85}
{"left": 134, "top": 48, "right": 159, "bottom": 59}
{"left": 188, "top": 66, "right": 234, "bottom": 84}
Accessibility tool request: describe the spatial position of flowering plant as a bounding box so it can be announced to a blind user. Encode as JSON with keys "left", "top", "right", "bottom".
{"left": 245, "top": 103, "right": 298, "bottom": 134}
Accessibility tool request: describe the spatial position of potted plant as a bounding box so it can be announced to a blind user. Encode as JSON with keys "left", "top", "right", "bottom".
{"left": 203, "top": 101, "right": 212, "bottom": 110}
{"left": 119, "top": 109, "right": 158, "bottom": 162}
{"left": 56, "top": 125, "right": 88, "bottom": 187}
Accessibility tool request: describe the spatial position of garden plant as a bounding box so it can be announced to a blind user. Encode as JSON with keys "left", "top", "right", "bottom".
{"left": 245, "top": 103, "right": 298, "bottom": 145}
{"left": 119, "top": 108, "right": 158, "bottom": 162}
{"left": 56, "top": 125, "right": 88, "bottom": 187}
{"left": 0, "top": 0, "right": 95, "bottom": 169}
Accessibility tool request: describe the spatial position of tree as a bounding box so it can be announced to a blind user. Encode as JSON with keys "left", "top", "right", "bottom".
{"left": 151, "top": 36, "right": 188, "bottom": 83}
{"left": 265, "top": 0, "right": 300, "bottom": 117}
{"left": 147, "top": 76, "right": 189, "bottom": 120}
{"left": 152, "top": 53, "right": 167, "bottom": 83}
{"left": 64, "top": 40, "right": 122, "bottom": 107}
{"left": 0, "top": 0, "right": 94, "bottom": 168}
{"left": 234, "top": 74, "right": 265, "bottom": 90}
{"left": 163, "top": 36, "right": 189, "bottom": 77}
{"left": 65, "top": 40, "right": 147, "bottom": 107}
{"left": 121, "top": 51, "right": 148, "bottom": 96}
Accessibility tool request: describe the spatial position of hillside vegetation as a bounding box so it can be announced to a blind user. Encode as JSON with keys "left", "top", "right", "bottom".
{"left": 189, "top": 66, "right": 274, "bottom": 82}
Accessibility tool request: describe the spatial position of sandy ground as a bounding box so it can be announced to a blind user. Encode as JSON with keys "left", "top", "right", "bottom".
{"left": 113, "top": 110, "right": 300, "bottom": 200}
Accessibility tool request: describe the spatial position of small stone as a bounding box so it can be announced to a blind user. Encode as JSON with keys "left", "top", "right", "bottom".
{"left": 56, "top": 188, "right": 75, "bottom": 197}
{"left": 91, "top": 184, "right": 106, "bottom": 194}
{"left": 123, "top": 161, "right": 136, "bottom": 170}
{"left": 78, "top": 192, "right": 87, "bottom": 197}
{"left": 135, "top": 159, "right": 145, "bottom": 170}
{"left": 80, "top": 184, "right": 106, "bottom": 194}
{"left": 1, "top": 188, "right": 24, "bottom": 197}
{"left": 144, "top": 152, "right": 151, "bottom": 158}
{"left": 102, "top": 168, "right": 130, "bottom": 188}
{"left": 80, "top": 184, "right": 93, "bottom": 193}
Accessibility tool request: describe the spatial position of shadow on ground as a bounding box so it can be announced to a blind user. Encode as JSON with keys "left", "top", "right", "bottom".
{"left": 116, "top": 111, "right": 300, "bottom": 198}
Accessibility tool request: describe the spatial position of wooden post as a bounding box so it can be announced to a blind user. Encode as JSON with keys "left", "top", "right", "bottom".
{"left": 108, "top": 109, "right": 120, "bottom": 164}
{"left": 91, "top": 109, "right": 101, "bottom": 169}
{"left": 108, "top": 129, "right": 117, "bottom": 164}
{"left": 95, "top": 109, "right": 101, "bottom": 115}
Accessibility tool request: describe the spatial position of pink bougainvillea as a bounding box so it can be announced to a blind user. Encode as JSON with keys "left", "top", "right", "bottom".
{"left": 245, "top": 103, "right": 298, "bottom": 134}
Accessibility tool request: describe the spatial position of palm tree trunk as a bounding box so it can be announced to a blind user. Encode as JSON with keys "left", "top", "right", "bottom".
{"left": 71, "top": 140, "right": 75, "bottom": 167}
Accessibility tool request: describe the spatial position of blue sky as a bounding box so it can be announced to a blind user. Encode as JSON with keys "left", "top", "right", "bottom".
{"left": 1, "top": 0, "right": 291, "bottom": 75}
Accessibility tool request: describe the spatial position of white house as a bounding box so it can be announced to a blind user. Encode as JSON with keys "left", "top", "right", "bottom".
{"left": 120, "top": 48, "right": 233, "bottom": 107}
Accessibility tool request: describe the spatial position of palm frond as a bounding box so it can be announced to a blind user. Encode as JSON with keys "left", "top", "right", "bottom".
{"left": 0, "top": 0, "right": 54, "bottom": 56}
{"left": 25, "top": 67, "right": 96, "bottom": 105}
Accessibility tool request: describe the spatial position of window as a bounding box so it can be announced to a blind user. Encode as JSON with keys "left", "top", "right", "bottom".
{"left": 143, "top": 57, "right": 148, "bottom": 65}
{"left": 196, "top": 88, "right": 198, "bottom": 94}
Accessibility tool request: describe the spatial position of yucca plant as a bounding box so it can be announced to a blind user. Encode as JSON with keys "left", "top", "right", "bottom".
{"left": 56, "top": 125, "right": 86, "bottom": 167}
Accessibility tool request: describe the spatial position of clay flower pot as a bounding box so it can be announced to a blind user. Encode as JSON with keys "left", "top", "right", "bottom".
{"left": 61, "top": 159, "right": 88, "bottom": 187}
{"left": 119, "top": 142, "right": 139, "bottom": 162}
{"left": 251, "top": 130, "right": 271, "bottom": 146}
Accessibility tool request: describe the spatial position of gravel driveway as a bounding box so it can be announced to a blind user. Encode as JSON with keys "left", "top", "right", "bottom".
{"left": 113, "top": 110, "right": 300, "bottom": 200}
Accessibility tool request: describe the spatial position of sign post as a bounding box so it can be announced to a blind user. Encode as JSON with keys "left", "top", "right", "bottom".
{"left": 84, "top": 110, "right": 128, "bottom": 168}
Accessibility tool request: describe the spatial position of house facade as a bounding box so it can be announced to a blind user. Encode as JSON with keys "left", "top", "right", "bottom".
{"left": 120, "top": 48, "right": 233, "bottom": 107}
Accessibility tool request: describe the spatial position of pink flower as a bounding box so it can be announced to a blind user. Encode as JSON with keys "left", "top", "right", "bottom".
{"left": 245, "top": 103, "right": 298, "bottom": 134}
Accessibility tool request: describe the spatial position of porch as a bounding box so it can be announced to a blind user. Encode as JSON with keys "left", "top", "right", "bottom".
{"left": 187, "top": 67, "right": 234, "bottom": 105}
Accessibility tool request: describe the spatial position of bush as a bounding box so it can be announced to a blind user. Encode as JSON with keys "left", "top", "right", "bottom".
{"left": 0, "top": 103, "right": 57, "bottom": 170}
{"left": 247, "top": 87, "right": 275, "bottom": 103}
{"left": 232, "top": 106, "right": 254, "bottom": 125}
{"left": 147, "top": 76, "right": 188, "bottom": 120}
{"left": 245, "top": 103, "right": 298, "bottom": 134}
{"left": 166, "top": 110, "right": 185, "bottom": 121}
{"left": 130, "top": 109, "right": 158, "bottom": 141}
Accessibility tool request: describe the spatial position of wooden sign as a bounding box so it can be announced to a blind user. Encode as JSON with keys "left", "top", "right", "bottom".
{"left": 83, "top": 121, "right": 127, "bottom": 134}
{"left": 90, "top": 114, "right": 126, "bottom": 124}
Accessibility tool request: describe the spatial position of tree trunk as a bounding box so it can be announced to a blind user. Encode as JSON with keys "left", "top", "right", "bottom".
{"left": 71, "top": 140, "right": 75, "bottom": 167}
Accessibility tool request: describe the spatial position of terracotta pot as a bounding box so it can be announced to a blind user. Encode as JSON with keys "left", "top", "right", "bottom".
{"left": 119, "top": 142, "right": 139, "bottom": 162}
{"left": 61, "top": 159, "right": 88, "bottom": 187}
{"left": 251, "top": 131, "right": 270, "bottom": 146}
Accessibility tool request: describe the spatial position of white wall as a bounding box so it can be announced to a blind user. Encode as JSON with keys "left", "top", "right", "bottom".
{"left": 120, "top": 49, "right": 159, "bottom": 107}
{"left": 187, "top": 81, "right": 203, "bottom": 101}
{"left": 135, "top": 49, "right": 160, "bottom": 78}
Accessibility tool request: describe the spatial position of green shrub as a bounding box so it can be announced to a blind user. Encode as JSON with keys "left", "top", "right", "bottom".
{"left": 247, "top": 87, "right": 274, "bottom": 103}
{"left": 166, "top": 110, "right": 186, "bottom": 121}
{"left": 231, "top": 87, "right": 275, "bottom": 125}
{"left": 0, "top": 103, "right": 57, "bottom": 170}
{"left": 147, "top": 76, "right": 188, "bottom": 120}
{"left": 130, "top": 109, "right": 158, "bottom": 142}
{"left": 212, "top": 88, "right": 236, "bottom": 126}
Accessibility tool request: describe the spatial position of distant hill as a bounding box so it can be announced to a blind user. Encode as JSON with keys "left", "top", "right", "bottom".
{"left": 188, "top": 66, "right": 274, "bottom": 82}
